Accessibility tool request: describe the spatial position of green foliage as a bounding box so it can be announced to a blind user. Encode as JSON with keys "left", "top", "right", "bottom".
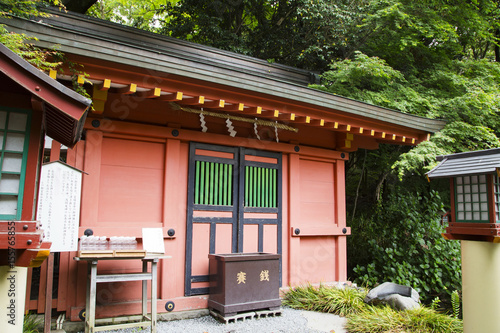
{"left": 23, "top": 312, "right": 41, "bottom": 333}
{"left": 350, "top": 190, "right": 462, "bottom": 305}
{"left": 312, "top": 51, "right": 434, "bottom": 116}
{"left": 282, "top": 284, "right": 368, "bottom": 316}
{"left": 0, "top": 25, "right": 61, "bottom": 71}
{"left": 87, "top": 0, "right": 177, "bottom": 32}
{"left": 151, "top": 0, "right": 373, "bottom": 70}
{"left": 283, "top": 285, "right": 463, "bottom": 333}
{"left": 393, "top": 122, "right": 500, "bottom": 179}
{"left": 430, "top": 296, "right": 441, "bottom": 310}
{"left": 451, "top": 290, "right": 461, "bottom": 319}
{"left": 0, "top": 0, "right": 54, "bottom": 19}
{"left": 0, "top": 0, "right": 64, "bottom": 72}
{"left": 346, "top": 305, "right": 463, "bottom": 333}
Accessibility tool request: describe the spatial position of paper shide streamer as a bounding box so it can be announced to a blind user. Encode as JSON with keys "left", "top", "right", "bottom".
{"left": 254, "top": 118, "right": 261, "bottom": 140}
{"left": 170, "top": 102, "right": 297, "bottom": 140}
{"left": 226, "top": 118, "right": 237, "bottom": 137}
{"left": 275, "top": 121, "right": 279, "bottom": 143}
{"left": 199, "top": 108, "right": 208, "bottom": 132}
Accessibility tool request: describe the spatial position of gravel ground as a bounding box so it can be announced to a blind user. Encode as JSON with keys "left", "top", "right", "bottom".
{"left": 98, "top": 308, "right": 326, "bottom": 333}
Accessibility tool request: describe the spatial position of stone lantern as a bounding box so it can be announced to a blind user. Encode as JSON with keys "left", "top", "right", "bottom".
{"left": 427, "top": 148, "right": 500, "bottom": 333}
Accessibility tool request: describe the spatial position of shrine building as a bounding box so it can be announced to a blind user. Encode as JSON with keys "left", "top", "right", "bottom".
{"left": 1, "top": 8, "right": 445, "bottom": 321}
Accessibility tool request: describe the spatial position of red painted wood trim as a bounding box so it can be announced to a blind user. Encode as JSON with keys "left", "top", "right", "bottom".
{"left": 50, "top": 139, "right": 61, "bottom": 162}
{"left": 80, "top": 130, "right": 103, "bottom": 226}
{"left": 446, "top": 225, "right": 500, "bottom": 236}
{"left": 57, "top": 252, "right": 70, "bottom": 311}
{"left": 37, "top": 259, "right": 48, "bottom": 313}
{"left": 488, "top": 174, "right": 496, "bottom": 223}
{"left": 443, "top": 233, "right": 500, "bottom": 243}
{"left": 0, "top": 221, "right": 39, "bottom": 232}
{"left": 0, "top": 46, "right": 89, "bottom": 121}
{"left": 290, "top": 226, "right": 351, "bottom": 237}
{"left": 44, "top": 253, "right": 54, "bottom": 333}
{"left": 161, "top": 138, "right": 181, "bottom": 299}
{"left": 84, "top": 118, "right": 347, "bottom": 160}
{"left": 65, "top": 251, "right": 79, "bottom": 315}
{"left": 287, "top": 153, "right": 301, "bottom": 285}
{"left": 69, "top": 296, "right": 209, "bottom": 321}
{"left": 448, "top": 222, "right": 500, "bottom": 228}
{"left": 24, "top": 267, "right": 33, "bottom": 312}
{"left": 280, "top": 154, "right": 290, "bottom": 287}
{"left": 449, "top": 178, "right": 455, "bottom": 223}
{"left": 0, "top": 230, "right": 43, "bottom": 249}
{"left": 335, "top": 160, "right": 348, "bottom": 281}
{"left": 21, "top": 109, "right": 43, "bottom": 221}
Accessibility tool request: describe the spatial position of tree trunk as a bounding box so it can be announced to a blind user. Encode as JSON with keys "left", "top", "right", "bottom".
{"left": 495, "top": 29, "right": 500, "bottom": 63}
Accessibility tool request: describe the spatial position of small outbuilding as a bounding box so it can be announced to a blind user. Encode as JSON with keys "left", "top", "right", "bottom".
{"left": 2, "top": 8, "right": 445, "bottom": 322}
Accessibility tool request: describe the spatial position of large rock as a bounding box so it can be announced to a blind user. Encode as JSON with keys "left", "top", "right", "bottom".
{"left": 364, "top": 282, "right": 420, "bottom": 310}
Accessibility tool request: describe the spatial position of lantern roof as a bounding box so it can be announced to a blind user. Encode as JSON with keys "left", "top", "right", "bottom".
{"left": 427, "top": 148, "right": 500, "bottom": 179}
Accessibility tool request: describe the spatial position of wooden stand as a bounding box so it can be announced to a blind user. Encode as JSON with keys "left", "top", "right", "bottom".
{"left": 74, "top": 255, "right": 163, "bottom": 333}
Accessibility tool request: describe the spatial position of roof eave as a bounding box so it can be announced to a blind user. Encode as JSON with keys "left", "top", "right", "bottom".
{"left": 1, "top": 12, "right": 445, "bottom": 135}
{"left": 0, "top": 42, "right": 91, "bottom": 147}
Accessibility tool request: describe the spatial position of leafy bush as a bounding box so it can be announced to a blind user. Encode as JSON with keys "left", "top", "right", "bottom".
{"left": 349, "top": 190, "right": 462, "bottom": 305}
{"left": 346, "top": 305, "right": 463, "bottom": 333}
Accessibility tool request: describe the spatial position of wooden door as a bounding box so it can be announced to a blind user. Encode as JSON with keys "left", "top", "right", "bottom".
{"left": 185, "top": 143, "right": 282, "bottom": 296}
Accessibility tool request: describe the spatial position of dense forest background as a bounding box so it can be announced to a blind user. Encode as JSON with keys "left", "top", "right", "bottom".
{"left": 3, "top": 0, "right": 500, "bottom": 305}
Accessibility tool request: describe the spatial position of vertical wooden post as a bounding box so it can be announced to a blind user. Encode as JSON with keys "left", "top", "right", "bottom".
{"left": 288, "top": 153, "right": 301, "bottom": 284}
{"left": 43, "top": 138, "right": 60, "bottom": 332}
{"left": 43, "top": 253, "right": 54, "bottom": 333}
{"left": 335, "top": 159, "right": 348, "bottom": 281}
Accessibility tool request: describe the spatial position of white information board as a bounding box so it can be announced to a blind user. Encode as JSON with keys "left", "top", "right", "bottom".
{"left": 36, "top": 161, "right": 82, "bottom": 252}
{"left": 142, "top": 228, "right": 165, "bottom": 254}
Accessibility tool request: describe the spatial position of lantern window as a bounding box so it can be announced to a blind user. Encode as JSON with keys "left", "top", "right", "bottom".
{"left": 455, "top": 175, "right": 489, "bottom": 222}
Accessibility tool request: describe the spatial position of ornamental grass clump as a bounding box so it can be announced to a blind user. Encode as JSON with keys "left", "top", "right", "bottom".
{"left": 346, "top": 305, "right": 463, "bottom": 333}
{"left": 282, "top": 284, "right": 368, "bottom": 316}
{"left": 282, "top": 284, "right": 463, "bottom": 333}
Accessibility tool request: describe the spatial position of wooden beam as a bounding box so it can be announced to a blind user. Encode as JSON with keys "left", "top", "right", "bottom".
{"left": 76, "top": 75, "right": 85, "bottom": 85}
{"left": 325, "top": 121, "right": 339, "bottom": 129}
{"left": 278, "top": 113, "right": 295, "bottom": 121}
{"left": 158, "top": 91, "right": 183, "bottom": 102}
{"left": 337, "top": 132, "right": 355, "bottom": 151}
{"left": 43, "top": 253, "right": 54, "bottom": 333}
{"left": 49, "top": 69, "right": 57, "bottom": 79}
{"left": 310, "top": 119, "right": 325, "bottom": 127}
{"left": 204, "top": 99, "right": 225, "bottom": 109}
{"left": 243, "top": 106, "right": 262, "bottom": 115}
{"left": 261, "top": 109, "right": 280, "bottom": 118}
{"left": 96, "top": 79, "right": 111, "bottom": 91}
{"left": 136, "top": 87, "right": 161, "bottom": 98}
{"left": 331, "top": 124, "right": 350, "bottom": 132}
{"left": 181, "top": 96, "right": 205, "bottom": 105}
{"left": 115, "top": 83, "right": 137, "bottom": 95}
{"left": 294, "top": 115, "right": 310, "bottom": 124}
{"left": 224, "top": 103, "right": 244, "bottom": 111}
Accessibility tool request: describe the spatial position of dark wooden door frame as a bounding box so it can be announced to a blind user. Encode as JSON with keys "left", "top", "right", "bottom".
{"left": 185, "top": 142, "right": 282, "bottom": 296}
